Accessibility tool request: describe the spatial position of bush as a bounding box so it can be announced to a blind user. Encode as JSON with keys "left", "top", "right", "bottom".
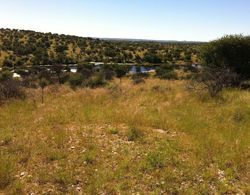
{"left": 59, "top": 72, "right": 70, "bottom": 84}
{"left": 78, "top": 63, "right": 94, "bottom": 79}
{"left": 113, "top": 65, "right": 129, "bottom": 81}
{"left": 127, "top": 127, "right": 144, "bottom": 141}
{"left": 0, "top": 79, "right": 25, "bottom": 101}
{"left": 102, "top": 69, "right": 116, "bottom": 81}
{"left": 83, "top": 150, "right": 96, "bottom": 165}
{"left": 102, "top": 64, "right": 116, "bottom": 80}
{"left": 201, "top": 35, "right": 250, "bottom": 81}
{"left": 156, "top": 64, "right": 177, "bottom": 80}
{"left": 69, "top": 73, "right": 84, "bottom": 89}
{"left": 0, "top": 70, "right": 12, "bottom": 82}
{"left": 146, "top": 151, "right": 165, "bottom": 169}
{"left": 192, "top": 35, "right": 250, "bottom": 96}
{"left": 197, "top": 66, "right": 240, "bottom": 97}
{"left": 85, "top": 73, "right": 106, "bottom": 88}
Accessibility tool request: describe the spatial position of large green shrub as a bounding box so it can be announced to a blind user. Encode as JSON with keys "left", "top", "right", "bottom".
{"left": 197, "top": 35, "right": 250, "bottom": 96}
{"left": 201, "top": 35, "right": 250, "bottom": 80}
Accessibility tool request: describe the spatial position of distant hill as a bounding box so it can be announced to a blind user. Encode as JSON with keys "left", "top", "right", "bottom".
{"left": 0, "top": 28, "right": 201, "bottom": 67}
{"left": 100, "top": 37, "right": 205, "bottom": 44}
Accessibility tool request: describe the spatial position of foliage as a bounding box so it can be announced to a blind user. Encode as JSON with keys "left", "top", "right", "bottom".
{"left": 77, "top": 63, "right": 94, "bottom": 79}
{"left": 127, "top": 127, "right": 144, "bottom": 141}
{"left": 198, "top": 35, "right": 250, "bottom": 96}
{"left": 146, "top": 151, "right": 165, "bottom": 169}
{"left": 201, "top": 35, "right": 250, "bottom": 80}
{"left": 0, "top": 78, "right": 25, "bottom": 101}
{"left": 0, "top": 70, "right": 12, "bottom": 82}
{"left": 197, "top": 66, "right": 240, "bottom": 97}
{"left": 39, "top": 78, "right": 49, "bottom": 89}
{"left": 156, "top": 64, "right": 177, "bottom": 80}
{"left": 143, "top": 52, "right": 162, "bottom": 63}
{"left": 0, "top": 28, "right": 200, "bottom": 67}
{"left": 85, "top": 72, "right": 106, "bottom": 88}
{"left": 68, "top": 73, "right": 84, "bottom": 88}
{"left": 114, "top": 65, "right": 129, "bottom": 79}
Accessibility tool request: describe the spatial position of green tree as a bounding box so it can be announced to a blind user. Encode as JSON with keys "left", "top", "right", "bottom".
{"left": 114, "top": 65, "right": 128, "bottom": 83}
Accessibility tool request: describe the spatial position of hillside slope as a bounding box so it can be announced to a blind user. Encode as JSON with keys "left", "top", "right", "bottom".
{"left": 0, "top": 79, "right": 249, "bottom": 194}
{"left": 0, "top": 28, "right": 200, "bottom": 67}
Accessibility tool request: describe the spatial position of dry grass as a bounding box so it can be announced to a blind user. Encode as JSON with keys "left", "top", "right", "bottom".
{"left": 0, "top": 78, "right": 249, "bottom": 194}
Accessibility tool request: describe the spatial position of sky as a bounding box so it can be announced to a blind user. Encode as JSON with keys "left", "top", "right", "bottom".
{"left": 0, "top": 0, "right": 250, "bottom": 41}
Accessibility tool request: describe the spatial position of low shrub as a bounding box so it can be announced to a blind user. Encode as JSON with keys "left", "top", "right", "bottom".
{"left": 0, "top": 79, "right": 25, "bottom": 102}
{"left": 156, "top": 64, "right": 177, "bottom": 80}
{"left": 85, "top": 73, "right": 106, "bottom": 88}
{"left": 69, "top": 73, "right": 84, "bottom": 89}
{"left": 146, "top": 151, "right": 165, "bottom": 169}
{"left": 127, "top": 127, "right": 144, "bottom": 141}
{"left": 59, "top": 72, "right": 70, "bottom": 84}
{"left": 0, "top": 70, "right": 12, "bottom": 82}
{"left": 83, "top": 150, "right": 97, "bottom": 165}
{"left": 109, "top": 128, "right": 119, "bottom": 135}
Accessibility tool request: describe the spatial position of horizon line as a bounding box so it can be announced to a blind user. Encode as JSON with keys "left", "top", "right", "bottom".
{"left": 1, "top": 27, "right": 209, "bottom": 43}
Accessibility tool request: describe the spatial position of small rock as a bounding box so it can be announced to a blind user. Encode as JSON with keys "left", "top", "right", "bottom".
{"left": 20, "top": 172, "right": 27, "bottom": 177}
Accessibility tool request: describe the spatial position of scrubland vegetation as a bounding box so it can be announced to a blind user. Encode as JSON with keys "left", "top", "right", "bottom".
{"left": 0, "top": 32, "right": 249, "bottom": 194}
{"left": 0, "top": 79, "right": 249, "bottom": 194}
{"left": 0, "top": 28, "right": 200, "bottom": 66}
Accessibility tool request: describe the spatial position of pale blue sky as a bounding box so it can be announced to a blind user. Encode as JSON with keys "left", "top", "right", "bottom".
{"left": 0, "top": 0, "right": 249, "bottom": 41}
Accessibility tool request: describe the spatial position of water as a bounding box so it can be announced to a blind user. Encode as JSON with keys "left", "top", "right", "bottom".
{"left": 129, "top": 66, "right": 156, "bottom": 74}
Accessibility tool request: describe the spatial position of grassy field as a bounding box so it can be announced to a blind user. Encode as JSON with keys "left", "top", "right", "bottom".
{"left": 0, "top": 78, "right": 249, "bottom": 194}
